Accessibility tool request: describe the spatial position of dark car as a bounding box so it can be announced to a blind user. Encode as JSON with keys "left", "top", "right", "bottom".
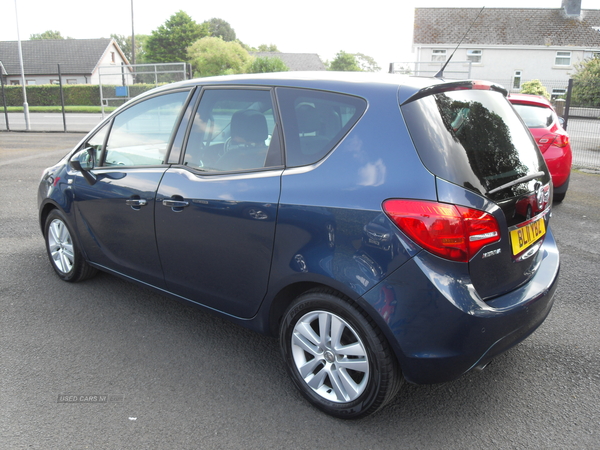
{"left": 509, "top": 93, "right": 573, "bottom": 202}
{"left": 39, "top": 73, "right": 560, "bottom": 419}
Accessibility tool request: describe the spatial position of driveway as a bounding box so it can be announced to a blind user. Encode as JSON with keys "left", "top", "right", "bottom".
{"left": 1, "top": 133, "right": 598, "bottom": 449}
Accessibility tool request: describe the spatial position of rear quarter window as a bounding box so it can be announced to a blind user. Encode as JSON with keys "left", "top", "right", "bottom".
{"left": 276, "top": 88, "right": 366, "bottom": 167}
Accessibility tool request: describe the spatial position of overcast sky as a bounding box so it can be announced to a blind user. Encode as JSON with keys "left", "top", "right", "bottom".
{"left": 1, "top": 0, "right": 595, "bottom": 71}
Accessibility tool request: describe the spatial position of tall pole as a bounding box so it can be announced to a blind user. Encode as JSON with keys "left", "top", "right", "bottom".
{"left": 14, "top": 0, "right": 30, "bottom": 130}
{"left": 131, "top": 0, "right": 136, "bottom": 66}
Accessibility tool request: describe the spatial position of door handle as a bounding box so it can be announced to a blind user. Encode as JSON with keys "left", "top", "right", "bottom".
{"left": 126, "top": 198, "right": 147, "bottom": 207}
{"left": 162, "top": 199, "right": 189, "bottom": 208}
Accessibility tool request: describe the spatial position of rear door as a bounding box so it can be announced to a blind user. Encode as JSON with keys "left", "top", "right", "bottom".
{"left": 154, "top": 88, "right": 283, "bottom": 318}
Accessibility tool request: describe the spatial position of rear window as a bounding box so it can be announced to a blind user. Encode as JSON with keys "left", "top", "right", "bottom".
{"left": 276, "top": 88, "right": 366, "bottom": 167}
{"left": 511, "top": 103, "right": 554, "bottom": 128}
{"left": 402, "top": 89, "right": 546, "bottom": 196}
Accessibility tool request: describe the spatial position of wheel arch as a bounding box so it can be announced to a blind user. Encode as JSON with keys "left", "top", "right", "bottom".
{"left": 266, "top": 280, "right": 401, "bottom": 363}
{"left": 39, "top": 200, "right": 61, "bottom": 235}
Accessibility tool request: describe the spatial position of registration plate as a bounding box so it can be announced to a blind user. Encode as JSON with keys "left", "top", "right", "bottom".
{"left": 510, "top": 216, "right": 546, "bottom": 255}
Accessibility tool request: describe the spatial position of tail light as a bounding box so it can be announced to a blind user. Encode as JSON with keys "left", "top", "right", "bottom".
{"left": 553, "top": 133, "right": 569, "bottom": 148}
{"left": 383, "top": 200, "right": 500, "bottom": 263}
{"left": 538, "top": 133, "right": 569, "bottom": 153}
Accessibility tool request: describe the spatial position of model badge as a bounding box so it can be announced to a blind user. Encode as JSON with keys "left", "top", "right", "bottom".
{"left": 482, "top": 248, "right": 501, "bottom": 259}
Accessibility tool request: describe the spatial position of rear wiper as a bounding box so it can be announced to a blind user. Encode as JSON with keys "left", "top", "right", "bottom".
{"left": 488, "top": 171, "right": 546, "bottom": 194}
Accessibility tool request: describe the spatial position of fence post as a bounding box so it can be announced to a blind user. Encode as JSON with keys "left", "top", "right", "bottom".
{"left": 564, "top": 78, "right": 573, "bottom": 131}
{"left": 99, "top": 70, "right": 105, "bottom": 120}
{"left": 0, "top": 65, "right": 9, "bottom": 131}
{"left": 58, "top": 64, "right": 67, "bottom": 132}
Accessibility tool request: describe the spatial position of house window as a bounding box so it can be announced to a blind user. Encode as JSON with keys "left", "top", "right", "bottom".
{"left": 50, "top": 79, "right": 60, "bottom": 85}
{"left": 513, "top": 71, "right": 522, "bottom": 89}
{"left": 466, "top": 49, "right": 482, "bottom": 63}
{"left": 432, "top": 49, "right": 447, "bottom": 62}
{"left": 555, "top": 51, "right": 571, "bottom": 66}
{"left": 111, "top": 52, "right": 116, "bottom": 64}
{"left": 26, "top": 80, "right": 36, "bottom": 85}
{"left": 67, "top": 79, "right": 77, "bottom": 84}
{"left": 10, "top": 80, "right": 20, "bottom": 85}
{"left": 551, "top": 88, "right": 567, "bottom": 100}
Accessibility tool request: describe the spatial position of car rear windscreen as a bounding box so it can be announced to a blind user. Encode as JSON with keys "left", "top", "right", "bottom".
{"left": 511, "top": 103, "right": 554, "bottom": 128}
{"left": 401, "top": 89, "right": 547, "bottom": 197}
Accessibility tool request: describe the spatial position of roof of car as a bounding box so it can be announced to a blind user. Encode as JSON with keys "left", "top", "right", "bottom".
{"left": 144, "top": 72, "right": 509, "bottom": 104}
{"left": 508, "top": 93, "right": 554, "bottom": 109}
{"left": 174, "top": 71, "right": 432, "bottom": 89}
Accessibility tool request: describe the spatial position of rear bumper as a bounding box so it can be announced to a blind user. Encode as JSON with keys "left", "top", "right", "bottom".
{"left": 361, "top": 227, "right": 560, "bottom": 385}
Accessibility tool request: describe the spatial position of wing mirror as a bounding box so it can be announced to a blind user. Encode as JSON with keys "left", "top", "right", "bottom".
{"left": 69, "top": 147, "right": 97, "bottom": 185}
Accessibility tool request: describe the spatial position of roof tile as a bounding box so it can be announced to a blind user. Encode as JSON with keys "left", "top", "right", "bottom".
{"left": 414, "top": 8, "right": 600, "bottom": 47}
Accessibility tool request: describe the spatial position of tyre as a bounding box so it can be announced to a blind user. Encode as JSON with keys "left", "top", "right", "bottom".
{"left": 280, "top": 290, "right": 402, "bottom": 419}
{"left": 44, "top": 209, "right": 97, "bottom": 282}
{"left": 553, "top": 192, "right": 566, "bottom": 203}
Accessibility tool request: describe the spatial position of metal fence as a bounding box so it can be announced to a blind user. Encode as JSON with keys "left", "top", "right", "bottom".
{"left": 390, "top": 61, "right": 474, "bottom": 79}
{"left": 98, "top": 62, "right": 188, "bottom": 118}
{"left": 563, "top": 79, "right": 600, "bottom": 171}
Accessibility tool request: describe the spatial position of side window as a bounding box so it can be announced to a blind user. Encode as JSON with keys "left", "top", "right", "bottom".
{"left": 466, "top": 49, "right": 482, "bottom": 63}
{"left": 102, "top": 90, "right": 189, "bottom": 167}
{"left": 86, "top": 122, "right": 110, "bottom": 163}
{"left": 183, "top": 89, "right": 279, "bottom": 172}
{"left": 276, "top": 88, "right": 367, "bottom": 167}
{"left": 432, "top": 49, "right": 447, "bottom": 62}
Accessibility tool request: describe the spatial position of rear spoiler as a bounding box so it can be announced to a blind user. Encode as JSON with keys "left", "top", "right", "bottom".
{"left": 400, "top": 80, "right": 508, "bottom": 106}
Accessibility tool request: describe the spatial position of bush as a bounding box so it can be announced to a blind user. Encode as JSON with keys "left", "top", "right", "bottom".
{"left": 247, "top": 56, "right": 288, "bottom": 73}
{"left": 571, "top": 57, "right": 600, "bottom": 107}
{"left": 1, "top": 84, "right": 160, "bottom": 107}
{"left": 2, "top": 84, "right": 100, "bottom": 107}
{"left": 520, "top": 80, "right": 550, "bottom": 99}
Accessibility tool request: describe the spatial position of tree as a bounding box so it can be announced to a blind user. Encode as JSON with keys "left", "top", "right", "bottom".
{"left": 520, "top": 79, "right": 550, "bottom": 99}
{"left": 328, "top": 51, "right": 361, "bottom": 71}
{"left": 110, "top": 34, "right": 148, "bottom": 64}
{"left": 256, "top": 44, "right": 279, "bottom": 52}
{"left": 187, "top": 37, "right": 252, "bottom": 77}
{"left": 354, "top": 53, "right": 380, "bottom": 72}
{"left": 30, "top": 30, "right": 71, "bottom": 40}
{"left": 145, "top": 11, "right": 209, "bottom": 63}
{"left": 247, "top": 56, "right": 288, "bottom": 73}
{"left": 571, "top": 56, "right": 600, "bottom": 107}
{"left": 202, "top": 18, "right": 236, "bottom": 42}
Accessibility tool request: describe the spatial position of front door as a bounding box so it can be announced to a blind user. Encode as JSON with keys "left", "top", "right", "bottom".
{"left": 72, "top": 89, "right": 192, "bottom": 287}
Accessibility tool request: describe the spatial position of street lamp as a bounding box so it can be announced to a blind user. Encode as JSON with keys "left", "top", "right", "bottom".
{"left": 14, "top": 0, "right": 30, "bottom": 131}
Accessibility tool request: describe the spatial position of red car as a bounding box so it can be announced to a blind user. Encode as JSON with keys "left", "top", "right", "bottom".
{"left": 509, "top": 93, "right": 572, "bottom": 202}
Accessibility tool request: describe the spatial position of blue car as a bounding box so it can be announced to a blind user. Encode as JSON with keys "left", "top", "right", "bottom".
{"left": 38, "top": 72, "right": 560, "bottom": 418}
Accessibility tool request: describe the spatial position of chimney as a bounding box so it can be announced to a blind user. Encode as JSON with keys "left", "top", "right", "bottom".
{"left": 562, "top": 0, "right": 582, "bottom": 18}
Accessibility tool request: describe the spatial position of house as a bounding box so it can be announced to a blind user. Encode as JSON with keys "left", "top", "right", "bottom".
{"left": 250, "top": 52, "right": 326, "bottom": 71}
{"left": 411, "top": 0, "right": 600, "bottom": 96}
{"left": 0, "top": 38, "right": 131, "bottom": 86}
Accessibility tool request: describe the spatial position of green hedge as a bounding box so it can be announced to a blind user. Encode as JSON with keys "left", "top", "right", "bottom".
{"left": 1, "top": 84, "right": 159, "bottom": 107}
